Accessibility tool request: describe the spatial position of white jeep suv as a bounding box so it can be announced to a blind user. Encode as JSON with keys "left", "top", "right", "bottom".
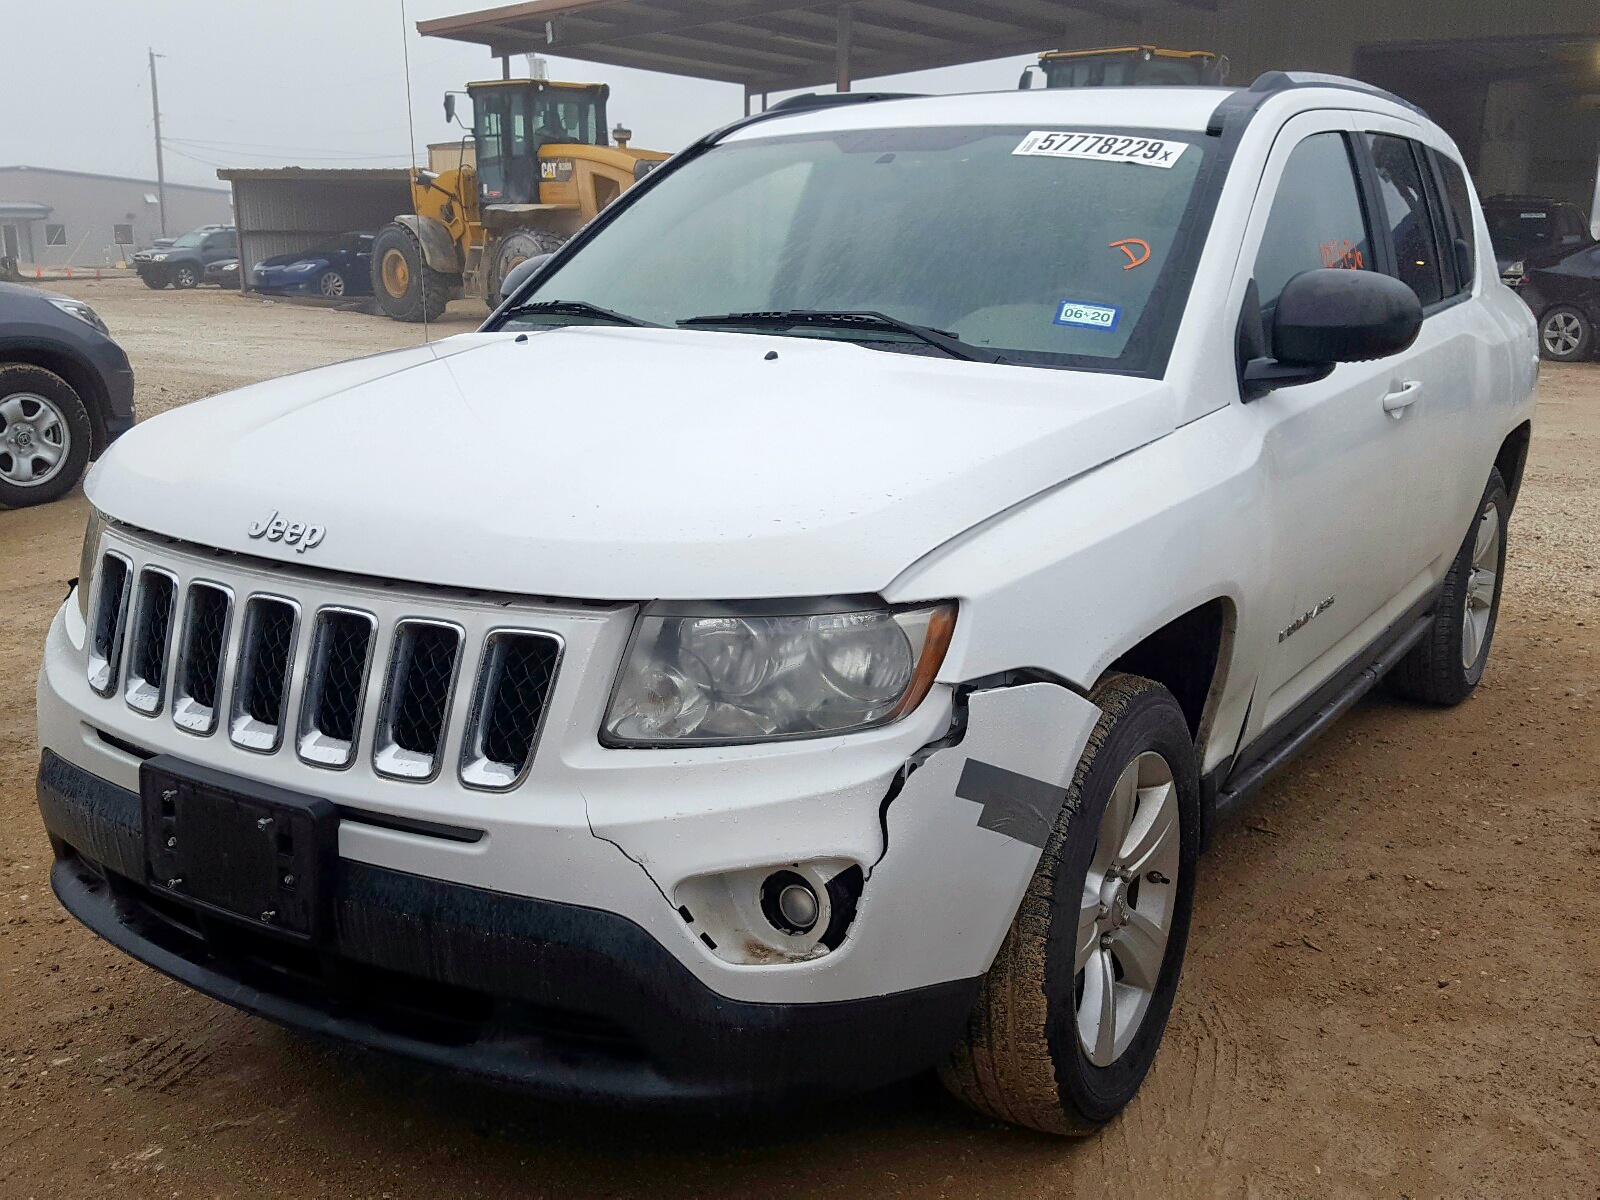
{"left": 37, "top": 73, "right": 1536, "bottom": 1134}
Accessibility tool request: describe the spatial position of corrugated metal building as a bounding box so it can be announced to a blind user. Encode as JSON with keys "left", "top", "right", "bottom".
{"left": 0, "top": 166, "right": 231, "bottom": 268}
{"left": 216, "top": 169, "right": 412, "bottom": 294}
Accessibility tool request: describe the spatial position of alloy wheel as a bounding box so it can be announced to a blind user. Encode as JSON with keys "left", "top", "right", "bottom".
{"left": 1075, "top": 750, "right": 1181, "bottom": 1067}
{"left": 0, "top": 391, "right": 71, "bottom": 488}
{"left": 320, "top": 272, "right": 346, "bottom": 298}
{"left": 1461, "top": 500, "right": 1501, "bottom": 670}
{"left": 1542, "top": 311, "right": 1584, "bottom": 358}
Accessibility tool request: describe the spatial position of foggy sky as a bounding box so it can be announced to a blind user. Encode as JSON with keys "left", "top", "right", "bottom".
{"left": 2, "top": 1, "right": 1037, "bottom": 190}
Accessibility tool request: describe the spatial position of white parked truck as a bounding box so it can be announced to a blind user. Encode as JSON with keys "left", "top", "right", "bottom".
{"left": 39, "top": 73, "right": 1537, "bottom": 1134}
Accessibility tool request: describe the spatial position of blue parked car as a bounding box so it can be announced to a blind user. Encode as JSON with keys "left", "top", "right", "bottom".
{"left": 251, "top": 233, "right": 374, "bottom": 298}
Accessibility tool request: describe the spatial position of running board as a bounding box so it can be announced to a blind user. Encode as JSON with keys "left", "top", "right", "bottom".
{"left": 1211, "top": 610, "right": 1435, "bottom": 826}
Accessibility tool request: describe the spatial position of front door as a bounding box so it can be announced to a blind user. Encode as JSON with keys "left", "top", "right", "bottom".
{"left": 1231, "top": 114, "right": 1432, "bottom": 744}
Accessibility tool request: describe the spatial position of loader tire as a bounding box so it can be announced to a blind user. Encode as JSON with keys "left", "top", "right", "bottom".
{"left": 372, "top": 223, "right": 453, "bottom": 324}
{"left": 486, "top": 229, "right": 565, "bottom": 309}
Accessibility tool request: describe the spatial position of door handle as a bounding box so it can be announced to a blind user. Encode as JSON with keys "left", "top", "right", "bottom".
{"left": 1382, "top": 380, "right": 1423, "bottom": 415}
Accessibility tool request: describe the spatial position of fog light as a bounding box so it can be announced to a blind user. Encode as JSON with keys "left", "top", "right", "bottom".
{"left": 761, "top": 871, "right": 819, "bottom": 935}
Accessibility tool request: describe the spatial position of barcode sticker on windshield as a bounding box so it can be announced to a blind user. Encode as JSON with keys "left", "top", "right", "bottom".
{"left": 1014, "top": 131, "right": 1188, "bottom": 168}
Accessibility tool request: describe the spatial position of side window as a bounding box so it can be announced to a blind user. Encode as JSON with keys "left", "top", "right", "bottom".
{"left": 1364, "top": 134, "right": 1444, "bottom": 307}
{"left": 1253, "top": 132, "right": 1372, "bottom": 328}
{"left": 1431, "top": 151, "right": 1477, "bottom": 292}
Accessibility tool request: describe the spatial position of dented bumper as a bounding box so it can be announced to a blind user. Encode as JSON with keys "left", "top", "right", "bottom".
{"left": 39, "top": 585, "right": 1100, "bottom": 1095}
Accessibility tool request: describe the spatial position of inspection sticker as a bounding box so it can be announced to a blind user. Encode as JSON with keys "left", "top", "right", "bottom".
{"left": 1054, "top": 301, "right": 1121, "bottom": 331}
{"left": 1014, "top": 131, "right": 1188, "bottom": 168}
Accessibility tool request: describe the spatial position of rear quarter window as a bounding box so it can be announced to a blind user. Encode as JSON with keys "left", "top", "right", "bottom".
{"left": 1432, "top": 153, "right": 1477, "bottom": 292}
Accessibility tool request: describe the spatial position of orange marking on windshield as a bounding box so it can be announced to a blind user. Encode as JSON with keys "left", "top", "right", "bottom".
{"left": 1110, "top": 238, "right": 1152, "bottom": 270}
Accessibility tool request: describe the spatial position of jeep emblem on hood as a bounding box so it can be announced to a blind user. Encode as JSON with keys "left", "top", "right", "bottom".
{"left": 248, "top": 509, "right": 326, "bottom": 553}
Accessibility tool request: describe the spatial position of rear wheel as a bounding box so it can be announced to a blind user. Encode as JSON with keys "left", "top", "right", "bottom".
{"left": 371, "top": 224, "right": 453, "bottom": 323}
{"left": 939, "top": 674, "right": 1200, "bottom": 1135}
{"left": 1387, "top": 470, "right": 1509, "bottom": 705}
{"left": 171, "top": 263, "right": 199, "bottom": 289}
{"left": 486, "top": 229, "right": 565, "bottom": 309}
{"left": 0, "top": 364, "right": 92, "bottom": 508}
{"left": 318, "top": 269, "right": 347, "bottom": 298}
{"left": 1538, "top": 306, "right": 1593, "bottom": 361}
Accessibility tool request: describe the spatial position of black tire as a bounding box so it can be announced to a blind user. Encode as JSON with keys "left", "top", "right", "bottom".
{"left": 371, "top": 224, "right": 453, "bottom": 323}
{"left": 486, "top": 228, "right": 565, "bottom": 309}
{"left": 939, "top": 673, "right": 1201, "bottom": 1135}
{"left": 0, "top": 364, "right": 93, "bottom": 508}
{"left": 318, "top": 269, "right": 347, "bottom": 299}
{"left": 1387, "top": 470, "right": 1509, "bottom": 705}
{"left": 140, "top": 272, "right": 169, "bottom": 290}
{"left": 1537, "top": 305, "right": 1594, "bottom": 362}
{"left": 171, "top": 263, "right": 200, "bottom": 289}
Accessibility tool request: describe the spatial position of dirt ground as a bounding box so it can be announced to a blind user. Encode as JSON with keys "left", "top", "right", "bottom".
{"left": 1, "top": 279, "right": 1596, "bottom": 1198}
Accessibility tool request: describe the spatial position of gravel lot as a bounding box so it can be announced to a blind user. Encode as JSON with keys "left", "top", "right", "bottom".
{"left": 2, "top": 279, "right": 1597, "bottom": 1197}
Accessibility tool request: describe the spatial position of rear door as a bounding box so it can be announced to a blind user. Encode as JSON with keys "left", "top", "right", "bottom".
{"left": 1352, "top": 120, "right": 1493, "bottom": 584}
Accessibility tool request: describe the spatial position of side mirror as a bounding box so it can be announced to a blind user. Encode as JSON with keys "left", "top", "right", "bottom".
{"left": 1244, "top": 269, "right": 1423, "bottom": 397}
{"left": 499, "top": 253, "right": 551, "bottom": 301}
{"left": 1017, "top": 66, "right": 1037, "bottom": 90}
{"left": 443, "top": 93, "right": 456, "bottom": 124}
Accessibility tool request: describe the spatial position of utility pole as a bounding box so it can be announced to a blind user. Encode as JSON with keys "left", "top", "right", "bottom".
{"left": 148, "top": 49, "right": 167, "bottom": 237}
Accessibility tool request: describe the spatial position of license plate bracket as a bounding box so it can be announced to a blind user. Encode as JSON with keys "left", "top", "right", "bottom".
{"left": 141, "top": 755, "right": 336, "bottom": 942}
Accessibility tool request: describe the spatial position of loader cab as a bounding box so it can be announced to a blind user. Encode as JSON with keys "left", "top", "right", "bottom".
{"left": 463, "top": 80, "right": 611, "bottom": 206}
{"left": 1024, "top": 47, "right": 1227, "bottom": 89}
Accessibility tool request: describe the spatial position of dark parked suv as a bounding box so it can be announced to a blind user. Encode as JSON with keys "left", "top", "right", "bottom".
{"left": 132, "top": 226, "right": 238, "bottom": 290}
{"left": 1482, "top": 195, "right": 1594, "bottom": 283}
{"left": 0, "top": 282, "right": 134, "bottom": 507}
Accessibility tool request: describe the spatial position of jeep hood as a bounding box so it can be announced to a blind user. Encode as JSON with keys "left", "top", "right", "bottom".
{"left": 89, "top": 328, "right": 1171, "bottom": 599}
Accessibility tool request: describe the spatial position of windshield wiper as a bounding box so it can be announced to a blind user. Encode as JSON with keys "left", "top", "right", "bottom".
{"left": 677, "top": 309, "right": 1005, "bottom": 363}
{"left": 502, "top": 299, "right": 657, "bottom": 327}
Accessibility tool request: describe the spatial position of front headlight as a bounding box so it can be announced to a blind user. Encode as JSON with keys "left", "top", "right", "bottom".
{"left": 603, "top": 601, "right": 956, "bottom": 745}
{"left": 47, "top": 297, "right": 109, "bottom": 334}
{"left": 151, "top": 253, "right": 168, "bottom": 261}
{"left": 288, "top": 262, "right": 319, "bottom": 272}
{"left": 76, "top": 508, "right": 106, "bottom": 621}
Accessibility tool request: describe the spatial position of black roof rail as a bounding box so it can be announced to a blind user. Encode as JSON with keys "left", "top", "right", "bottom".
{"left": 1206, "top": 69, "right": 1428, "bottom": 137}
{"left": 1249, "top": 71, "right": 1428, "bottom": 117}
{"left": 767, "top": 91, "right": 923, "bottom": 114}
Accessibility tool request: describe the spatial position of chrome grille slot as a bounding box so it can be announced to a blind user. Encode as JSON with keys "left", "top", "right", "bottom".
{"left": 124, "top": 568, "right": 178, "bottom": 714}
{"left": 172, "top": 583, "right": 231, "bottom": 734}
{"left": 297, "top": 608, "right": 376, "bottom": 769}
{"left": 229, "top": 596, "right": 299, "bottom": 752}
{"left": 374, "top": 619, "right": 462, "bottom": 781}
{"left": 87, "top": 552, "right": 132, "bottom": 696}
{"left": 461, "top": 631, "right": 563, "bottom": 790}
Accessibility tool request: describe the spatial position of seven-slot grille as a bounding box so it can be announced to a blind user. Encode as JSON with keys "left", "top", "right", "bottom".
{"left": 83, "top": 550, "right": 563, "bottom": 789}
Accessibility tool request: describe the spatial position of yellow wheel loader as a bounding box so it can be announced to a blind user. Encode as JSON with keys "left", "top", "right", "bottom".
{"left": 1020, "top": 46, "right": 1229, "bottom": 90}
{"left": 372, "top": 79, "right": 669, "bottom": 322}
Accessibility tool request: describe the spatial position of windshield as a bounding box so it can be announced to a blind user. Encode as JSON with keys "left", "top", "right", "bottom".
{"left": 171, "top": 232, "right": 205, "bottom": 248}
{"left": 504, "top": 124, "right": 1213, "bottom": 373}
{"left": 1044, "top": 56, "right": 1210, "bottom": 87}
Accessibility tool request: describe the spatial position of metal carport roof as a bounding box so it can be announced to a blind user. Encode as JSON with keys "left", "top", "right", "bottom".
{"left": 418, "top": 0, "right": 1217, "bottom": 97}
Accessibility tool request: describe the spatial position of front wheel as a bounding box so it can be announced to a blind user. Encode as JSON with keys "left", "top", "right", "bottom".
{"left": 171, "top": 263, "right": 199, "bottom": 289}
{"left": 318, "top": 269, "right": 347, "bottom": 298}
{"left": 1387, "top": 470, "right": 1509, "bottom": 705}
{"left": 1538, "top": 305, "right": 1594, "bottom": 362}
{"left": 940, "top": 673, "right": 1200, "bottom": 1135}
{"left": 371, "top": 224, "right": 453, "bottom": 323}
{"left": 0, "top": 364, "right": 93, "bottom": 508}
{"left": 140, "top": 272, "right": 168, "bottom": 290}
